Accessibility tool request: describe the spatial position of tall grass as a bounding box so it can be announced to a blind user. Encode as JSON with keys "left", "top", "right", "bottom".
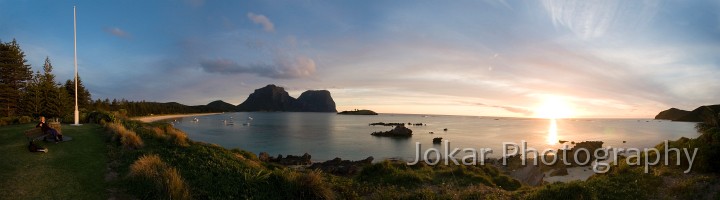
{"left": 129, "top": 154, "right": 192, "bottom": 200}
{"left": 105, "top": 122, "right": 143, "bottom": 149}
{"left": 142, "top": 125, "right": 190, "bottom": 147}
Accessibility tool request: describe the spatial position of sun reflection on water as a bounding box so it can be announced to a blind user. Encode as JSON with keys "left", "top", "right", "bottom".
{"left": 547, "top": 118, "right": 558, "bottom": 145}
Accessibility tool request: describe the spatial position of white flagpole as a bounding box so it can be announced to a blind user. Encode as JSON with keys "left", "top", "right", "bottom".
{"left": 73, "top": 6, "right": 81, "bottom": 125}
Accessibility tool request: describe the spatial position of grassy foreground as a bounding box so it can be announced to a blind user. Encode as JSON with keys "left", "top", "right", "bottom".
{"left": 0, "top": 123, "right": 108, "bottom": 200}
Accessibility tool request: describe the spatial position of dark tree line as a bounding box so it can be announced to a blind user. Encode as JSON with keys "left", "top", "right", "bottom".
{"left": 0, "top": 39, "right": 92, "bottom": 120}
{"left": 88, "top": 99, "right": 225, "bottom": 117}
{"left": 1, "top": 38, "right": 230, "bottom": 124}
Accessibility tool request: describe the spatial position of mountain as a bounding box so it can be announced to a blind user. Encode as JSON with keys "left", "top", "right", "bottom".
{"left": 292, "top": 90, "right": 337, "bottom": 112}
{"left": 654, "top": 108, "right": 691, "bottom": 121}
{"left": 675, "top": 104, "right": 720, "bottom": 122}
{"left": 236, "top": 84, "right": 337, "bottom": 112}
{"left": 655, "top": 104, "right": 720, "bottom": 122}
{"left": 206, "top": 100, "right": 237, "bottom": 112}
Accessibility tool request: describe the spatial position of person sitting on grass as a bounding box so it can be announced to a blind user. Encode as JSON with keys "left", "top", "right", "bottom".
{"left": 36, "top": 116, "right": 61, "bottom": 143}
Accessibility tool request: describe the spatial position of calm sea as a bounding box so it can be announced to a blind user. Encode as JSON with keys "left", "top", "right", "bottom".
{"left": 170, "top": 112, "right": 699, "bottom": 162}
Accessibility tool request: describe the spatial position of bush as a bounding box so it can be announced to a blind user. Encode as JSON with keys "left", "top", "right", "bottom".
{"left": 18, "top": 116, "right": 33, "bottom": 124}
{"left": 165, "top": 127, "right": 190, "bottom": 147}
{"left": 106, "top": 122, "right": 143, "bottom": 149}
{"left": 129, "top": 154, "right": 192, "bottom": 200}
{"left": 526, "top": 181, "right": 592, "bottom": 200}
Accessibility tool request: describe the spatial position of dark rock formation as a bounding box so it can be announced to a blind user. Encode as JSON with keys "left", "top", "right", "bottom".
{"left": 292, "top": 90, "right": 337, "bottom": 112}
{"left": 309, "top": 157, "right": 374, "bottom": 176}
{"left": 237, "top": 85, "right": 296, "bottom": 111}
{"left": 206, "top": 100, "right": 238, "bottom": 112}
{"left": 371, "top": 125, "right": 413, "bottom": 137}
{"left": 654, "top": 108, "right": 691, "bottom": 121}
{"left": 338, "top": 109, "right": 378, "bottom": 115}
{"left": 236, "top": 84, "right": 337, "bottom": 112}
{"left": 369, "top": 122, "right": 405, "bottom": 126}
{"left": 258, "top": 152, "right": 312, "bottom": 165}
{"left": 433, "top": 137, "right": 443, "bottom": 144}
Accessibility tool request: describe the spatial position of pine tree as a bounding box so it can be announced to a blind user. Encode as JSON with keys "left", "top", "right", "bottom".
{"left": 0, "top": 39, "right": 33, "bottom": 117}
{"left": 38, "top": 57, "right": 62, "bottom": 117}
{"left": 63, "top": 75, "right": 91, "bottom": 111}
{"left": 19, "top": 71, "right": 42, "bottom": 116}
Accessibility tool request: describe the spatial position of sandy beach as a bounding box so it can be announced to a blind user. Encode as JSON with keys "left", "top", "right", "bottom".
{"left": 133, "top": 113, "right": 223, "bottom": 123}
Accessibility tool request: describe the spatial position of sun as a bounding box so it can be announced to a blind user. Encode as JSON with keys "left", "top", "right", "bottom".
{"left": 534, "top": 96, "right": 574, "bottom": 119}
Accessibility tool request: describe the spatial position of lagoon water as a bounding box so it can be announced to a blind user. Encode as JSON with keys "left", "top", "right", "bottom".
{"left": 170, "top": 112, "right": 699, "bottom": 162}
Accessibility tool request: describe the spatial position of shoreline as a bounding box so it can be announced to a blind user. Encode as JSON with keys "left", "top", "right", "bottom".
{"left": 133, "top": 113, "right": 223, "bottom": 123}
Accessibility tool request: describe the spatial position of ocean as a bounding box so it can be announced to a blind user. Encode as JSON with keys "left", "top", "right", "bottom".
{"left": 170, "top": 112, "right": 699, "bottom": 162}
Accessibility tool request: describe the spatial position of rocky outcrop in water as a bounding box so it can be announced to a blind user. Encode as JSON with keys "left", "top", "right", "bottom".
{"left": 371, "top": 125, "right": 413, "bottom": 137}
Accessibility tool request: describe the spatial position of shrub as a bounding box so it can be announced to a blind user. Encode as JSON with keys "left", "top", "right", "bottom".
{"left": 129, "top": 154, "right": 192, "bottom": 200}
{"left": 18, "top": 116, "right": 33, "bottom": 124}
{"left": 165, "top": 127, "right": 190, "bottom": 147}
{"left": 106, "top": 122, "right": 143, "bottom": 149}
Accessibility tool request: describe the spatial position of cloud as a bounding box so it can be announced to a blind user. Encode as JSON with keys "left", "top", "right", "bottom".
{"left": 541, "top": 0, "right": 661, "bottom": 39}
{"left": 471, "top": 102, "right": 533, "bottom": 116}
{"left": 200, "top": 55, "right": 315, "bottom": 79}
{"left": 247, "top": 12, "right": 275, "bottom": 32}
{"left": 104, "top": 27, "right": 129, "bottom": 38}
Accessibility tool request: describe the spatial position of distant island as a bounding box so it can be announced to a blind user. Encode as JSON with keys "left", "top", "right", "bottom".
{"left": 237, "top": 84, "right": 337, "bottom": 112}
{"left": 338, "top": 109, "right": 378, "bottom": 115}
{"left": 655, "top": 104, "right": 720, "bottom": 122}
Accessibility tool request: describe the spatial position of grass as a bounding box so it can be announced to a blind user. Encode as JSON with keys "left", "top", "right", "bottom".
{"left": 3, "top": 113, "right": 719, "bottom": 199}
{"left": 0, "top": 123, "right": 108, "bottom": 200}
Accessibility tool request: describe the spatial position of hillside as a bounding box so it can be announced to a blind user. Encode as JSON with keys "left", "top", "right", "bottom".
{"left": 655, "top": 104, "right": 720, "bottom": 122}
{"left": 654, "top": 108, "right": 691, "bottom": 120}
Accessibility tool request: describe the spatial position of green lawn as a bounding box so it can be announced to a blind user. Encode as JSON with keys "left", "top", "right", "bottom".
{"left": 0, "top": 123, "right": 108, "bottom": 200}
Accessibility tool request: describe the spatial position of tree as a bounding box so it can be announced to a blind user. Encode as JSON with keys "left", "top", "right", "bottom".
{"left": 63, "top": 75, "right": 91, "bottom": 110}
{"left": 38, "top": 57, "right": 62, "bottom": 117}
{"left": 19, "top": 71, "right": 42, "bottom": 116}
{"left": 0, "top": 39, "right": 33, "bottom": 117}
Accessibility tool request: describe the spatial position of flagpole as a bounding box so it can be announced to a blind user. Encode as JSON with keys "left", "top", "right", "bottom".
{"left": 73, "top": 6, "right": 81, "bottom": 125}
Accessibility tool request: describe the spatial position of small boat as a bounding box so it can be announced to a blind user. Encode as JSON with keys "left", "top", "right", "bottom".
{"left": 192, "top": 118, "right": 199, "bottom": 122}
{"left": 242, "top": 122, "right": 250, "bottom": 126}
{"left": 247, "top": 117, "right": 253, "bottom": 120}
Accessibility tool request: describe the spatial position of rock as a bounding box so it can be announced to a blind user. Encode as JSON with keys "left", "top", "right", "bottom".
{"left": 262, "top": 153, "right": 312, "bottom": 165}
{"left": 371, "top": 125, "right": 413, "bottom": 137}
{"left": 338, "top": 109, "right": 378, "bottom": 115}
{"left": 309, "top": 156, "right": 373, "bottom": 176}
{"left": 369, "top": 122, "right": 404, "bottom": 126}
{"left": 433, "top": 137, "right": 442, "bottom": 144}
{"left": 237, "top": 84, "right": 337, "bottom": 112}
{"left": 237, "top": 84, "right": 296, "bottom": 111}
{"left": 292, "top": 90, "right": 337, "bottom": 112}
{"left": 550, "top": 168, "right": 569, "bottom": 177}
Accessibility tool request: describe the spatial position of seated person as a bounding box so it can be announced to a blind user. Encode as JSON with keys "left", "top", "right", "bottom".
{"left": 36, "top": 116, "right": 61, "bottom": 143}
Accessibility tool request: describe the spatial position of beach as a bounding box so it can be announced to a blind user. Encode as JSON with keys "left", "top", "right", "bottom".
{"left": 133, "top": 113, "right": 222, "bottom": 123}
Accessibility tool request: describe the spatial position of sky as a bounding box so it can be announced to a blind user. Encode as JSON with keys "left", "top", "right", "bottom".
{"left": 1, "top": 0, "right": 719, "bottom": 118}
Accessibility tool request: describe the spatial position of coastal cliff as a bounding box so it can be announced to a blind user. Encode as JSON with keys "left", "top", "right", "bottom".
{"left": 654, "top": 108, "right": 691, "bottom": 121}
{"left": 237, "top": 84, "right": 337, "bottom": 112}
{"left": 655, "top": 104, "right": 720, "bottom": 122}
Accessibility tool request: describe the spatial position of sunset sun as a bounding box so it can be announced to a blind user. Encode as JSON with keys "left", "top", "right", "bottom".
{"left": 534, "top": 96, "right": 574, "bottom": 119}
